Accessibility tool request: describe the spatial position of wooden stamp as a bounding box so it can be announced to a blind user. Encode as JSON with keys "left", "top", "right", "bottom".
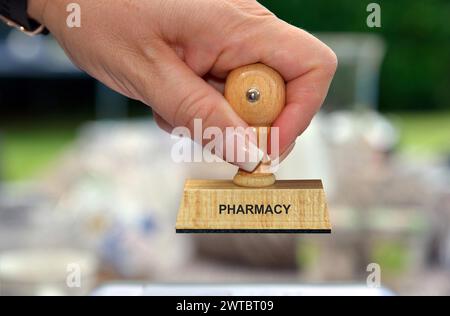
{"left": 176, "top": 64, "right": 331, "bottom": 233}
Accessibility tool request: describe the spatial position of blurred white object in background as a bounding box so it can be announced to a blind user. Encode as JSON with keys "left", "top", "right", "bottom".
{"left": 276, "top": 114, "right": 335, "bottom": 198}
{"left": 6, "top": 30, "right": 43, "bottom": 62}
{"left": 93, "top": 283, "right": 394, "bottom": 296}
{"left": 324, "top": 110, "right": 398, "bottom": 152}
{"left": 42, "top": 121, "right": 193, "bottom": 278}
{"left": 0, "top": 249, "right": 97, "bottom": 296}
{"left": 275, "top": 110, "right": 398, "bottom": 201}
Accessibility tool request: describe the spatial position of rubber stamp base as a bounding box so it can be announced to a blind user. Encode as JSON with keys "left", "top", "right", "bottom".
{"left": 175, "top": 179, "right": 332, "bottom": 234}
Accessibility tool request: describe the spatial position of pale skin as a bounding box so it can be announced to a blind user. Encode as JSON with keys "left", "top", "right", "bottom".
{"left": 28, "top": 0, "right": 337, "bottom": 167}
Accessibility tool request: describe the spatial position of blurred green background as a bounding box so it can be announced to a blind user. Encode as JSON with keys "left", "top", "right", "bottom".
{"left": 260, "top": 0, "right": 450, "bottom": 112}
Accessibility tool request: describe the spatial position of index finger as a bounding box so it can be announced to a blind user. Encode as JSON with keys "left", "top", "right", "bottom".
{"left": 211, "top": 22, "right": 337, "bottom": 154}
{"left": 261, "top": 26, "right": 338, "bottom": 153}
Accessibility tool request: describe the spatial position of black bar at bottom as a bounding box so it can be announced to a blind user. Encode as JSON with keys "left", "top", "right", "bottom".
{"left": 176, "top": 229, "right": 331, "bottom": 234}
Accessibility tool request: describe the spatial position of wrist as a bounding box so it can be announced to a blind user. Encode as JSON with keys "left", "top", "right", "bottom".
{"left": 27, "top": 0, "right": 49, "bottom": 24}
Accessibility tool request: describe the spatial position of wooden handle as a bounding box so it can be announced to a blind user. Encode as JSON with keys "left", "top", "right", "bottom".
{"left": 225, "top": 63, "right": 285, "bottom": 126}
{"left": 225, "top": 64, "right": 285, "bottom": 187}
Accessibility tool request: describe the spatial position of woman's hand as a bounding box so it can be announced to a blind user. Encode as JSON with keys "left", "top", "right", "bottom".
{"left": 29, "top": 0, "right": 337, "bottom": 170}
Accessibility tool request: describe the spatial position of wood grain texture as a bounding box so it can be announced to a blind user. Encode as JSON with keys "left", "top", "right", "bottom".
{"left": 176, "top": 179, "right": 331, "bottom": 233}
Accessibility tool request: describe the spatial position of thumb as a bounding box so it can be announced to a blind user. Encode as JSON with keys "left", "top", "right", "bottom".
{"left": 142, "top": 47, "right": 263, "bottom": 172}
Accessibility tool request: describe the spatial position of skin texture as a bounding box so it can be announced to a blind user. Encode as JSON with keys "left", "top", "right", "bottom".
{"left": 28, "top": 0, "right": 337, "bottom": 161}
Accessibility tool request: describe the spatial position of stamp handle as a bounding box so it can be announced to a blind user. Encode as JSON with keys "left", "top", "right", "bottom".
{"left": 225, "top": 63, "right": 286, "bottom": 187}
{"left": 225, "top": 63, "right": 286, "bottom": 127}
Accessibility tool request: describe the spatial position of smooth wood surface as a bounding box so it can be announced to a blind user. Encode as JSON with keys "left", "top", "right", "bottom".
{"left": 225, "top": 63, "right": 285, "bottom": 126}
{"left": 233, "top": 170, "right": 276, "bottom": 187}
{"left": 225, "top": 63, "right": 286, "bottom": 187}
{"left": 176, "top": 179, "right": 331, "bottom": 233}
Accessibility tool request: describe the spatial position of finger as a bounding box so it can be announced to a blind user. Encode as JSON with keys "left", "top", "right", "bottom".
{"left": 153, "top": 111, "right": 173, "bottom": 134}
{"left": 136, "top": 44, "right": 264, "bottom": 172}
{"left": 204, "top": 74, "right": 225, "bottom": 94}
{"left": 139, "top": 44, "right": 245, "bottom": 132}
{"left": 210, "top": 22, "right": 323, "bottom": 79}
{"left": 272, "top": 62, "right": 336, "bottom": 153}
{"left": 261, "top": 28, "right": 337, "bottom": 152}
{"left": 211, "top": 21, "right": 337, "bottom": 153}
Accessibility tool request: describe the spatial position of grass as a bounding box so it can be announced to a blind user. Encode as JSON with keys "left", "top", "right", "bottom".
{"left": 0, "top": 111, "right": 449, "bottom": 181}
{"left": 0, "top": 122, "right": 80, "bottom": 181}
{"left": 388, "top": 112, "right": 450, "bottom": 156}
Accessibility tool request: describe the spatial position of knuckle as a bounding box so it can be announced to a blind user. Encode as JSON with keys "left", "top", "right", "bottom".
{"left": 320, "top": 45, "right": 339, "bottom": 75}
{"left": 173, "top": 90, "right": 216, "bottom": 128}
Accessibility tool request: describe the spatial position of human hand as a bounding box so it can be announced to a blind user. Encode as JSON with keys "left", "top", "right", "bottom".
{"left": 29, "top": 0, "right": 337, "bottom": 171}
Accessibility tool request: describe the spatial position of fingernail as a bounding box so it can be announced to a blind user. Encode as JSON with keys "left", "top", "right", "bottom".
{"left": 236, "top": 143, "right": 264, "bottom": 172}
{"left": 224, "top": 129, "right": 264, "bottom": 172}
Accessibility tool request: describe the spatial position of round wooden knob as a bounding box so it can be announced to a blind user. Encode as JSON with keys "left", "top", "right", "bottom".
{"left": 225, "top": 63, "right": 286, "bottom": 126}
{"left": 225, "top": 64, "right": 286, "bottom": 188}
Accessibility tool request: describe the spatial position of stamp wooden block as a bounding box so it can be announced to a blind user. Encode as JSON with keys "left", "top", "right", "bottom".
{"left": 176, "top": 179, "right": 331, "bottom": 233}
{"left": 176, "top": 63, "right": 332, "bottom": 234}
